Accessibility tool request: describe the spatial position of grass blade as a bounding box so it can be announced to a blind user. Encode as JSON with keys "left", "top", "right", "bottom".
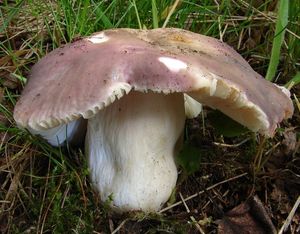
{"left": 162, "top": 0, "right": 182, "bottom": 28}
{"left": 285, "top": 72, "right": 300, "bottom": 89}
{"left": 0, "top": 0, "right": 25, "bottom": 33}
{"left": 131, "top": 0, "right": 142, "bottom": 29}
{"left": 265, "top": 0, "right": 289, "bottom": 81}
{"left": 151, "top": 0, "right": 159, "bottom": 29}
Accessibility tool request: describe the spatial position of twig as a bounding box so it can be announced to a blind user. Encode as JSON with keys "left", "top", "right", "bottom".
{"left": 111, "top": 219, "right": 128, "bottom": 234}
{"left": 278, "top": 196, "right": 300, "bottom": 234}
{"left": 213, "top": 137, "right": 251, "bottom": 148}
{"left": 179, "top": 192, "right": 190, "bottom": 212}
{"left": 159, "top": 172, "right": 247, "bottom": 213}
{"left": 179, "top": 192, "right": 205, "bottom": 234}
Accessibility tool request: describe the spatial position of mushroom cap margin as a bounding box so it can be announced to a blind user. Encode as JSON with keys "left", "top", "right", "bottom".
{"left": 13, "top": 28, "right": 293, "bottom": 137}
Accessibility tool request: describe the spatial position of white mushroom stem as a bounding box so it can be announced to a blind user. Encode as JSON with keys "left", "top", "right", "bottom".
{"left": 86, "top": 91, "right": 185, "bottom": 212}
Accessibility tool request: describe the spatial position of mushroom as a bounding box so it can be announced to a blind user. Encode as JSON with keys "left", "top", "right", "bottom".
{"left": 14, "top": 28, "right": 293, "bottom": 212}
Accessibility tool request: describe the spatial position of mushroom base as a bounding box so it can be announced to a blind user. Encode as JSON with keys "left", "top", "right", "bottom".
{"left": 86, "top": 91, "right": 185, "bottom": 212}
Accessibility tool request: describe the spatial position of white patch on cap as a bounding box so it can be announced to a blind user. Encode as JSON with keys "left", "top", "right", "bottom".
{"left": 87, "top": 32, "right": 109, "bottom": 44}
{"left": 158, "top": 57, "right": 187, "bottom": 72}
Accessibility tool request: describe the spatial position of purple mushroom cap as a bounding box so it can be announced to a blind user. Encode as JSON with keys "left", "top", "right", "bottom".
{"left": 13, "top": 28, "right": 294, "bottom": 212}
{"left": 14, "top": 28, "right": 293, "bottom": 136}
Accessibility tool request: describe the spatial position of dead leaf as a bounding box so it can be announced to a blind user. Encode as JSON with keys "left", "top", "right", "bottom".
{"left": 282, "top": 129, "right": 297, "bottom": 155}
{"left": 217, "top": 196, "right": 276, "bottom": 234}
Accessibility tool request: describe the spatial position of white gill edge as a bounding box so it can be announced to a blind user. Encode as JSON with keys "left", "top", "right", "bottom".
{"left": 188, "top": 67, "right": 270, "bottom": 134}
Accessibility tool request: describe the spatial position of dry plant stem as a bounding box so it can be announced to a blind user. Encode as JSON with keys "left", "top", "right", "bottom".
{"left": 293, "top": 94, "right": 300, "bottom": 112}
{"left": 109, "top": 219, "right": 114, "bottom": 233}
{"left": 253, "top": 136, "right": 266, "bottom": 174}
{"left": 37, "top": 160, "right": 51, "bottom": 233}
{"left": 61, "top": 184, "right": 70, "bottom": 208}
{"left": 213, "top": 137, "right": 251, "bottom": 148}
{"left": 213, "top": 0, "right": 223, "bottom": 41}
{"left": 237, "top": 27, "right": 244, "bottom": 50}
{"left": 1, "top": 162, "right": 24, "bottom": 213}
{"left": 1, "top": 143, "right": 25, "bottom": 214}
{"left": 201, "top": 110, "right": 205, "bottom": 136}
{"left": 159, "top": 172, "right": 248, "bottom": 213}
{"left": 214, "top": 2, "right": 230, "bottom": 42}
{"left": 40, "top": 175, "right": 63, "bottom": 234}
{"left": 220, "top": 24, "right": 229, "bottom": 41}
{"left": 278, "top": 196, "right": 300, "bottom": 234}
{"left": 235, "top": 0, "right": 300, "bottom": 40}
{"left": 287, "top": 81, "right": 295, "bottom": 90}
{"left": 260, "top": 142, "right": 280, "bottom": 168}
{"left": 0, "top": 131, "right": 8, "bottom": 150}
{"left": 73, "top": 170, "right": 87, "bottom": 208}
{"left": 162, "top": 0, "right": 181, "bottom": 28}
{"left": 179, "top": 192, "right": 205, "bottom": 234}
{"left": 111, "top": 219, "right": 129, "bottom": 234}
{"left": 264, "top": 142, "right": 280, "bottom": 155}
{"left": 29, "top": 153, "right": 33, "bottom": 200}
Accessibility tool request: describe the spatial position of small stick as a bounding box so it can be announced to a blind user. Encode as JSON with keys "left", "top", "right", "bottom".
{"left": 179, "top": 193, "right": 205, "bottom": 234}
{"left": 160, "top": 172, "right": 247, "bottom": 213}
{"left": 213, "top": 137, "right": 251, "bottom": 148}
{"left": 179, "top": 192, "right": 190, "bottom": 212}
{"left": 278, "top": 196, "right": 300, "bottom": 234}
{"left": 111, "top": 219, "right": 128, "bottom": 234}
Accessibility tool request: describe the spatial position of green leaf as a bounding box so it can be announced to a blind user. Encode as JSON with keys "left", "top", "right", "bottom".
{"left": 176, "top": 143, "right": 203, "bottom": 175}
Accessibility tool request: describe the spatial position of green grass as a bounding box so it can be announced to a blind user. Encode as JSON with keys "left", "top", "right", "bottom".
{"left": 0, "top": 0, "right": 299, "bottom": 233}
{"left": 265, "top": 0, "right": 289, "bottom": 81}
